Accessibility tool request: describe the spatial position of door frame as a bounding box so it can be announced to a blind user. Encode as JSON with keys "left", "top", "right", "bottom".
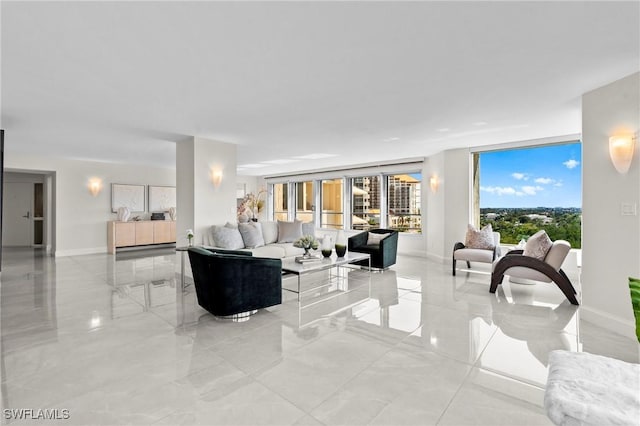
{"left": 2, "top": 169, "right": 56, "bottom": 253}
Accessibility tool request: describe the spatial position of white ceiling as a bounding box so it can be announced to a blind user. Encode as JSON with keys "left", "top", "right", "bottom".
{"left": 2, "top": 1, "right": 639, "bottom": 176}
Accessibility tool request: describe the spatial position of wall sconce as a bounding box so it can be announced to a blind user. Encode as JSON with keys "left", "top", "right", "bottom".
{"left": 88, "top": 178, "right": 102, "bottom": 196}
{"left": 429, "top": 175, "right": 439, "bottom": 193}
{"left": 211, "top": 169, "right": 223, "bottom": 187}
{"left": 609, "top": 133, "right": 636, "bottom": 174}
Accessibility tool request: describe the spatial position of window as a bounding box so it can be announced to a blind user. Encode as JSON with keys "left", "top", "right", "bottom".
{"left": 475, "top": 142, "right": 582, "bottom": 248}
{"left": 295, "top": 181, "right": 314, "bottom": 223}
{"left": 387, "top": 173, "right": 421, "bottom": 233}
{"left": 321, "top": 179, "right": 343, "bottom": 229}
{"left": 351, "top": 176, "right": 380, "bottom": 230}
{"left": 267, "top": 161, "right": 423, "bottom": 233}
{"left": 272, "top": 183, "right": 288, "bottom": 221}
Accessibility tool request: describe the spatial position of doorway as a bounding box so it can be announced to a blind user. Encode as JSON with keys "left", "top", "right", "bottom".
{"left": 2, "top": 172, "right": 51, "bottom": 249}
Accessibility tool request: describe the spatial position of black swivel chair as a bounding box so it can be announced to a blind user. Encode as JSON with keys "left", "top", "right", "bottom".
{"left": 187, "top": 247, "right": 282, "bottom": 317}
{"left": 348, "top": 229, "right": 399, "bottom": 270}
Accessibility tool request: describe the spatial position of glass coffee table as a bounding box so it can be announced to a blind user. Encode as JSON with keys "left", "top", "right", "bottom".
{"left": 281, "top": 252, "right": 371, "bottom": 300}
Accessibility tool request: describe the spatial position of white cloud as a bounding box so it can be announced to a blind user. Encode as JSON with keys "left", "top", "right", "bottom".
{"left": 554, "top": 181, "right": 563, "bottom": 187}
{"left": 511, "top": 172, "right": 527, "bottom": 180}
{"left": 521, "top": 185, "right": 544, "bottom": 195}
{"left": 480, "top": 186, "right": 517, "bottom": 196}
{"left": 534, "top": 177, "right": 554, "bottom": 184}
{"left": 563, "top": 159, "right": 580, "bottom": 169}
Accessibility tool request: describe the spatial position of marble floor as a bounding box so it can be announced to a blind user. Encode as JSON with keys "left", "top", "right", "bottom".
{"left": 1, "top": 247, "right": 638, "bottom": 425}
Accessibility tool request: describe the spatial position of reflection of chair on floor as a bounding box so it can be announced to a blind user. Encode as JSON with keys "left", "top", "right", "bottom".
{"left": 490, "top": 290, "right": 577, "bottom": 366}
{"left": 490, "top": 240, "right": 579, "bottom": 305}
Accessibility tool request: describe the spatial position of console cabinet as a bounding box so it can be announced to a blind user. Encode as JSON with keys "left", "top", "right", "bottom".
{"left": 108, "top": 220, "right": 176, "bottom": 254}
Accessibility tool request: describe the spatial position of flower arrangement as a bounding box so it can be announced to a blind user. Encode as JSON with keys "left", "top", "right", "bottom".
{"left": 237, "top": 189, "right": 267, "bottom": 220}
{"left": 186, "top": 229, "right": 194, "bottom": 246}
{"left": 293, "top": 235, "right": 319, "bottom": 252}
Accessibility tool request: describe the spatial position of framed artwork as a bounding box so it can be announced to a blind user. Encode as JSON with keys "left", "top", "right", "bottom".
{"left": 111, "top": 184, "right": 146, "bottom": 213}
{"left": 148, "top": 185, "right": 176, "bottom": 212}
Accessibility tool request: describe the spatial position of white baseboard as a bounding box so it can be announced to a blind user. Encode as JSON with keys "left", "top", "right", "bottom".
{"left": 580, "top": 306, "right": 637, "bottom": 340}
{"left": 398, "top": 249, "right": 427, "bottom": 258}
{"left": 54, "top": 246, "right": 107, "bottom": 257}
{"left": 426, "top": 252, "right": 447, "bottom": 264}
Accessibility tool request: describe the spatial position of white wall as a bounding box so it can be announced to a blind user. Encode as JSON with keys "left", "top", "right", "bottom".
{"left": 176, "top": 137, "right": 237, "bottom": 246}
{"left": 425, "top": 148, "right": 471, "bottom": 262}
{"left": 5, "top": 153, "right": 175, "bottom": 256}
{"left": 581, "top": 72, "right": 640, "bottom": 338}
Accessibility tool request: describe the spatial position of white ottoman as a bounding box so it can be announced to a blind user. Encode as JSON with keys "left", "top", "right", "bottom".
{"left": 545, "top": 350, "right": 640, "bottom": 426}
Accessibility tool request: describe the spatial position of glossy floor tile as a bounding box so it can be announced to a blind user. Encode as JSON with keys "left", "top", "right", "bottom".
{"left": 1, "top": 247, "right": 638, "bottom": 425}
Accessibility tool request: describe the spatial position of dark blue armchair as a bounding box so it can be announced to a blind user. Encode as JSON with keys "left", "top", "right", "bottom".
{"left": 187, "top": 247, "right": 282, "bottom": 317}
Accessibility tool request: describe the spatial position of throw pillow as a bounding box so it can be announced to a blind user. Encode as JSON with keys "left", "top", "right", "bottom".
{"left": 261, "top": 221, "right": 278, "bottom": 244}
{"left": 465, "top": 224, "right": 495, "bottom": 250}
{"left": 523, "top": 230, "right": 553, "bottom": 260}
{"left": 211, "top": 225, "right": 244, "bottom": 250}
{"left": 277, "top": 220, "right": 303, "bottom": 243}
{"left": 301, "top": 222, "right": 315, "bottom": 237}
{"left": 238, "top": 222, "right": 265, "bottom": 249}
{"left": 367, "top": 232, "right": 389, "bottom": 245}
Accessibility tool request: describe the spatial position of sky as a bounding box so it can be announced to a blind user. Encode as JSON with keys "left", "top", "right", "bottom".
{"left": 479, "top": 142, "right": 582, "bottom": 208}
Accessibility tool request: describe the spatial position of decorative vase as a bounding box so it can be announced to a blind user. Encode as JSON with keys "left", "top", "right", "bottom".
{"left": 188, "top": 237, "right": 193, "bottom": 247}
{"left": 117, "top": 206, "right": 130, "bottom": 222}
{"left": 335, "top": 230, "right": 347, "bottom": 257}
{"left": 168, "top": 207, "right": 177, "bottom": 221}
{"left": 303, "top": 247, "right": 311, "bottom": 258}
{"left": 321, "top": 235, "right": 333, "bottom": 258}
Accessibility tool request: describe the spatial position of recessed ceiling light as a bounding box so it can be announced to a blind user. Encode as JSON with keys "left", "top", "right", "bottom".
{"left": 237, "top": 163, "right": 269, "bottom": 168}
{"left": 437, "top": 128, "right": 450, "bottom": 132}
{"left": 384, "top": 137, "right": 400, "bottom": 142}
{"left": 261, "top": 159, "right": 301, "bottom": 165}
{"left": 293, "top": 153, "right": 338, "bottom": 160}
{"left": 473, "top": 121, "right": 488, "bottom": 126}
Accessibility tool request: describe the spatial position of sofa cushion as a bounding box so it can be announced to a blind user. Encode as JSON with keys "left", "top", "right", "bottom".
{"left": 524, "top": 230, "right": 553, "bottom": 260}
{"left": 261, "top": 221, "right": 278, "bottom": 244}
{"left": 211, "top": 225, "right": 244, "bottom": 250}
{"left": 238, "top": 222, "right": 265, "bottom": 249}
{"left": 249, "top": 245, "right": 287, "bottom": 259}
{"left": 277, "top": 220, "right": 303, "bottom": 243}
{"left": 465, "top": 224, "right": 495, "bottom": 250}
{"left": 271, "top": 243, "right": 306, "bottom": 257}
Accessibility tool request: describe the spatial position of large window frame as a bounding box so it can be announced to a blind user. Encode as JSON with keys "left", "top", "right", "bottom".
{"left": 472, "top": 140, "right": 582, "bottom": 248}
{"left": 266, "top": 161, "right": 423, "bottom": 233}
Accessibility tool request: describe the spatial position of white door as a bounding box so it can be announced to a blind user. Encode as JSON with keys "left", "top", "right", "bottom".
{"left": 2, "top": 182, "right": 32, "bottom": 246}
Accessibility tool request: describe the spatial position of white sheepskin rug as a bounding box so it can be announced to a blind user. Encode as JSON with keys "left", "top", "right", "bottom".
{"left": 545, "top": 350, "right": 640, "bottom": 426}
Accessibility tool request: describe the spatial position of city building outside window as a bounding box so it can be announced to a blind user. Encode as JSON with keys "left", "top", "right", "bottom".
{"left": 387, "top": 173, "right": 421, "bottom": 233}
{"left": 351, "top": 175, "right": 381, "bottom": 230}
{"left": 272, "top": 183, "right": 288, "bottom": 221}
{"left": 321, "top": 178, "right": 343, "bottom": 229}
{"left": 295, "top": 181, "right": 314, "bottom": 223}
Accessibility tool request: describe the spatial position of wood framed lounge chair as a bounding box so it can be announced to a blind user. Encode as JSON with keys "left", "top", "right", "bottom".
{"left": 490, "top": 240, "right": 579, "bottom": 305}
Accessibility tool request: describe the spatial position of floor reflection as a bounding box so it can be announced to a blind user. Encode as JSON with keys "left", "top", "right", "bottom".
{"left": 1, "top": 247, "right": 637, "bottom": 425}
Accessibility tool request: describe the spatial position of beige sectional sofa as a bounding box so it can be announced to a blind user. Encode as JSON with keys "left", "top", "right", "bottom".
{"left": 203, "top": 220, "right": 316, "bottom": 259}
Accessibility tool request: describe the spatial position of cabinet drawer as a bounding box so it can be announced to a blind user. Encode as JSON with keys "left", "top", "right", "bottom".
{"left": 153, "top": 221, "right": 173, "bottom": 244}
{"left": 115, "top": 222, "right": 136, "bottom": 247}
{"left": 135, "top": 222, "right": 154, "bottom": 245}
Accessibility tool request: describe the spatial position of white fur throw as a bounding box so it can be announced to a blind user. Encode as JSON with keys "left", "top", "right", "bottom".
{"left": 545, "top": 350, "right": 640, "bottom": 426}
